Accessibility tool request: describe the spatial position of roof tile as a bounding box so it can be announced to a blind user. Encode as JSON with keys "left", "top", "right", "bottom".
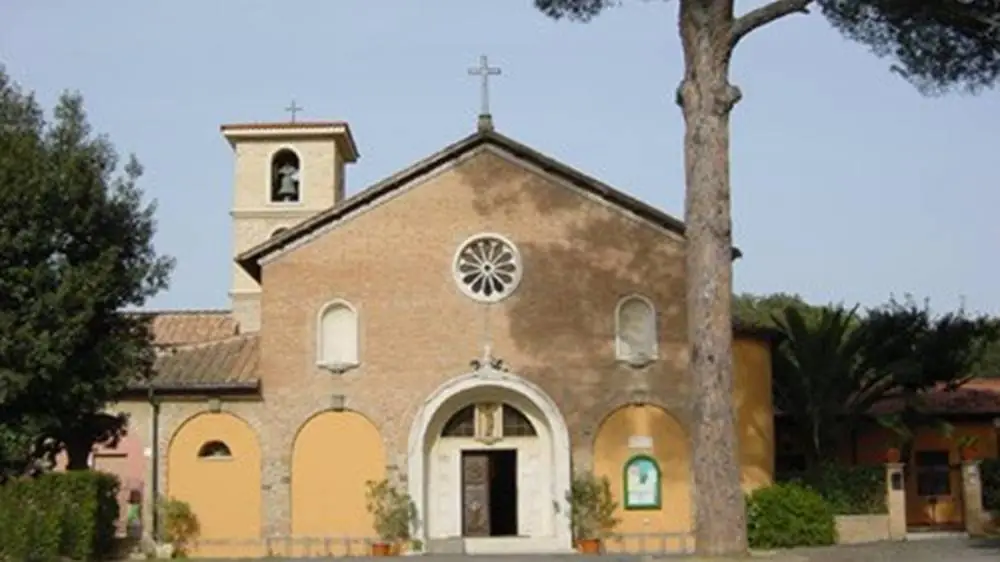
{"left": 138, "top": 310, "right": 239, "bottom": 347}
{"left": 147, "top": 334, "right": 259, "bottom": 388}
{"left": 869, "top": 381, "right": 1000, "bottom": 416}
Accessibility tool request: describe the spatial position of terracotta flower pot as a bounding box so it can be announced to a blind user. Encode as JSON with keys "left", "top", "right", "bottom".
{"left": 371, "top": 542, "right": 394, "bottom": 557}
{"left": 886, "top": 447, "right": 901, "bottom": 463}
{"left": 576, "top": 538, "right": 602, "bottom": 554}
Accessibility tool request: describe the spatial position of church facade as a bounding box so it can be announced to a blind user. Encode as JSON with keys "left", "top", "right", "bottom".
{"left": 100, "top": 117, "right": 776, "bottom": 557}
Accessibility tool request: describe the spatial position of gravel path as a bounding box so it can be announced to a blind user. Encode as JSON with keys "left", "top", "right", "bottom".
{"left": 792, "top": 537, "right": 1000, "bottom": 561}
{"left": 185, "top": 537, "right": 1000, "bottom": 561}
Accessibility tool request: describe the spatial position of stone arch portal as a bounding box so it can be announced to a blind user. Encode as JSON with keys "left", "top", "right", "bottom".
{"left": 407, "top": 370, "right": 573, "bottom": 554}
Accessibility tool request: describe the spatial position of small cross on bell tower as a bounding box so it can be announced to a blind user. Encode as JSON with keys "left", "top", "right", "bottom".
{"left": 284, "top": 100, "right": 303, "bottom": 123}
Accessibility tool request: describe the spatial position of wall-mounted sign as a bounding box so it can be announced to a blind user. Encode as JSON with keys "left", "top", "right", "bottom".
{"left": 623, "top": 454, "right": 661, "bottom": 510}
{"left": 627, "top": 435, "right": 653, "bottom": 450}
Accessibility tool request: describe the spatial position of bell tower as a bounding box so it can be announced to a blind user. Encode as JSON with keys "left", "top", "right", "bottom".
{"left": 220, "top": 119, "right": 359, "bottom": 332}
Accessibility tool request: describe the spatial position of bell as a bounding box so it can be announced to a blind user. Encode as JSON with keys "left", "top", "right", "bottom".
{"left": 276, "top": 178, "right": 298, "bottom": 199}
{"left": 275, "top": 165, "right": 299, "bottom": 200}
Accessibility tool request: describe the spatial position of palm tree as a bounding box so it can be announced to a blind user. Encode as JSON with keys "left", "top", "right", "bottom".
{"left": 772, "top": 305, "right": 890, "bottom": 466}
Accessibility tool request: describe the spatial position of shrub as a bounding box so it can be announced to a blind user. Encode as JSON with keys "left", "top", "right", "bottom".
{"left": 0, "top": 479, "right": 61, "bottom": 562}
{"left": 52, "top": 471, "right": 121, "bottom": 560}
{"left": 0, "top": 470, "right": 120, "bottom": 562}
{"left": 747, "top": 482, "right": 836, "bottom": 549}
{"left": 777, "top": 463, "right": 886, "bottom": 515}
{"left": 981, "top": 458, "right": 1000, "bottom": 511}
{"left": 160, "top": 496, "right": 201, "bottom": 556}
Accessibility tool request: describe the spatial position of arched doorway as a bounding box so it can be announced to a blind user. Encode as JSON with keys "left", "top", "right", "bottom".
{"left": 407, "top": 372, "right": 572, "bottom": 554}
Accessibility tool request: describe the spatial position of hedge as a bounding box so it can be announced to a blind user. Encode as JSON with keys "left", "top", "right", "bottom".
{"left": 747, "top": 482, "right": 837, "bottom": 549}
{"left": 981, "top": 458, "right": 1000, "bottom": 511}
{"left": 777, "top": 463, "right": 886, "bottom": 515}
{"left": 0, "top": 470, "right": 120, "bottom": 562}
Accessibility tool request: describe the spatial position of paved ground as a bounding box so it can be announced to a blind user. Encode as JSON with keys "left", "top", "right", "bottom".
{"left": 184, "top": 537, "right": 1000, "bottom": 561}
{"left": 791, "top": 537, "right": 1000, "bottom": 561}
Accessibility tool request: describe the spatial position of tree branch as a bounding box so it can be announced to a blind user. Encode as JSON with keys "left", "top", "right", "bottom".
{"left": 730, "top": 0, "right": 813, "bottom": 49}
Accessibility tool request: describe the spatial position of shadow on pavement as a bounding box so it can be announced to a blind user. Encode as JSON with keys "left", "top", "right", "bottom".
{"left": 968, "top": 536, "right": 1000, "bottom": 549}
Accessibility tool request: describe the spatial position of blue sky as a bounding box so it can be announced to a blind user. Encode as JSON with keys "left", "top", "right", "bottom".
{"left": 2, "top": 0, "right": 998, "bottom": 314}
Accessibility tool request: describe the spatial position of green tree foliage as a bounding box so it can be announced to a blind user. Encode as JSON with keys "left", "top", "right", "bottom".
{"left": 536, "top": 0, "right": 1000, "bottom": 95}
{"left": 778, "top": 463, "right": 887, "bottom": 515}
{"left": 533, "top": 0, "right": 997, "bottom": 554}
{"left": 864, "top": 295, "right": 998, "bottom": 391}
{"left": 819, "top": 0, "right": 1000, "bottom": 94}
{"left": 980, "top": 458, "right": 1000, "bottom": 510}
{"left": 967, "top": 333, "right": 1000, "bottom": 377}
{"left": 0, "top": 68, "right": 173, "bottom": 477}
{"left": 772, "top": 305, "right": 882, "bottom": 462}
{"left": 772, "top": 295, "right": 998, "bottom": 464}
{"left": 733, "top": 292, "right": 828, "bottom": 329}
{"left": 863, "top": 296, "right": 999, "bottom": 456}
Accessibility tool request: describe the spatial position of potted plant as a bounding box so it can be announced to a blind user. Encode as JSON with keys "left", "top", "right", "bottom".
{"left": 877, "top": 415, "right": 912, "bottom": 464}
{"left": 885, "top": 445, "right": 902, "bottom": 463}
{"left": 404, "top": 539, "right": 424, "bottom": 556}
{"left": 365, "top": 479, "right": 418, "bottom": 557}
{"left": 566, "top": 471, "right": 620, "bottom": 554}
{"left": 957, "top": 435, "right": 980, "bottom": 460}
{"left": 158, "top": 496, "right": 200, "bottom": 558}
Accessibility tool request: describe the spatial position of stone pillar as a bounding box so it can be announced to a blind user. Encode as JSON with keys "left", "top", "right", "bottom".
{"left": 962, "top": 459, "right": 985, "bottom": 536}
{"left": 885, "top": 462, "right": 907, "bottom": 541}
{"left": 261, "top": 451, "right": 292, "bottom": 539}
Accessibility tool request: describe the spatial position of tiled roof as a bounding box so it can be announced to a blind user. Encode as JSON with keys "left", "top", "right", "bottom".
{"left": 869, "top": 379, "right": 1000, "bottom": 416}
{"left": 772, "top": 378, "right": 1000, "bottom": 417}
{"left": 138, "top": 310, "right": 240, "bottom": 348}
{"left": 143, "top": 334, "right": 260, "bottom": 390}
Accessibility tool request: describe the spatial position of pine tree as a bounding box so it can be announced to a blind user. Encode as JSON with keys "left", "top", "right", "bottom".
{"left": 533, "top": 0, "right": 999, "bottom": 554}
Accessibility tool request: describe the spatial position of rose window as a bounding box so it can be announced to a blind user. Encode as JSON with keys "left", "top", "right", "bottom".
{"left": 452, "top": 233, "right": 523, "bottom": 303}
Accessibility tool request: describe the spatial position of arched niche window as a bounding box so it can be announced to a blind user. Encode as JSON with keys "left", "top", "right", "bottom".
{"left": 317, "top": 300, "right": 359, "bottom": 372}
{"left": 197, "top": 440, "right": 232, "bottom": 459}
{"left": 440, "top": 404, "right": 537, "bottom": 439}
{"left": 270, "top": 148, "right": 301, "bottom": 203}
{"left": 441, "top": 405, "right": 476, "bottom": 437}
{"left": 615, "top": 294, "right": 658, "bottom": 366}
{"left": 502, "top": 404, "right": 537, "bottom": 437}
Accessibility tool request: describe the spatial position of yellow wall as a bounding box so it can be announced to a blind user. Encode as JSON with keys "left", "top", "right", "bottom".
{"left": 167, "top": 412, "right": 262, "bottom": 554}
{"left": 593, "top": 405, "right": 692, "bottom": 536}
{"left": 733, "top": 338, "right": 776, "bottom": 491}
{"left": 854, "top": 421, "right": 998, "bottom": 528}
{"left": 591, "top": 337, "right": 774, "bottom": 542}
{"left": 291, "top": 411, "right": 386, "bottom": 538}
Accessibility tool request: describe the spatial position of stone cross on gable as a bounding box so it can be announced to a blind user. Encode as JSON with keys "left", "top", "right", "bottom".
{"left": 468, "top": 55, "right": 501, "bottom": 131}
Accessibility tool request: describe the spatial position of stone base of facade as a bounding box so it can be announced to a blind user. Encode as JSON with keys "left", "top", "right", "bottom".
{"left": 459, "top": 536, "right": 574, "bottom": 554}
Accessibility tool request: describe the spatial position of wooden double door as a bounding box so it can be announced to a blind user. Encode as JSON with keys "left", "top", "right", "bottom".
{"left": 461, "top": 449, "right": 518, "bottom": 537}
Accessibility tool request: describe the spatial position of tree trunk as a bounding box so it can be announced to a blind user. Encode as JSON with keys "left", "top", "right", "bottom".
{"left": 677, "top": 0, "right": 747, "bottom": 555}
{"left": 64, "top": 439, "right": 92, "bottom": 471}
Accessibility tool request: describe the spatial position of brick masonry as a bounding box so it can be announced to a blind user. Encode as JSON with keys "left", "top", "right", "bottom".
{"left": 124, "top": 142, "right": 771, "bottom": 541}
